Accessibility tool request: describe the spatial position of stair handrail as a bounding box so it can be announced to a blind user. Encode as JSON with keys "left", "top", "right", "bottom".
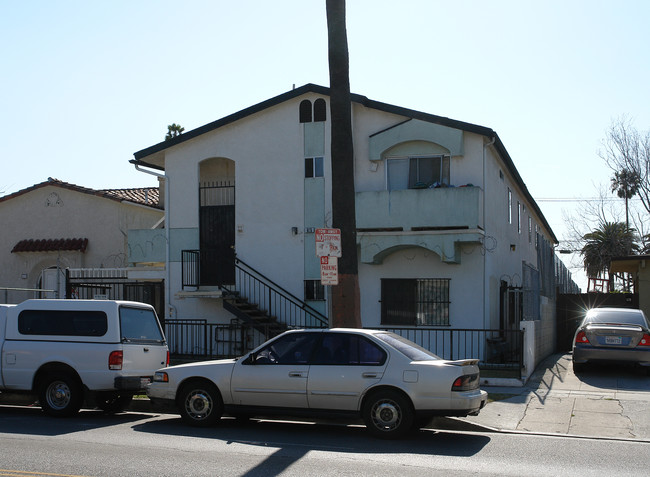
{"left": 221, "top": 257, "right": 328, "bottom": 328}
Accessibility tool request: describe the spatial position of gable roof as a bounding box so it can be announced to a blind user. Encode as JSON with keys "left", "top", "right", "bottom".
{"left": 133, "top": 83, "right": 497, "bottom": 163}
{"left": 131, "top": 83, "right": 555, "bottom": 242}
{"left": 0, "top": 178, "right": 162, "bottom": 209}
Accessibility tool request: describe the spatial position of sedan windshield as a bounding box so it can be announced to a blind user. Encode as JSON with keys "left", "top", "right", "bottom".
{"left": 585, "top": 310, "right": 649, "bottom": 328}
{"left": 374, "top": 332, "right": 440, "bottom": 361}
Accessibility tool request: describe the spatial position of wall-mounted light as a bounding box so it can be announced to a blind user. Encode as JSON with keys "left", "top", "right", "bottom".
{"left": 510, "top": 244, "right": 516, "bottom": 252}
{"left": 237, "top": 225, "right": 244, "bottom": 233}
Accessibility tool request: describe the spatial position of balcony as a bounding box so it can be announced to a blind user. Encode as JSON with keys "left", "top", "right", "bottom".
{"left": 355, "top": 186, "right": 483, "bottom": 264}
{"left": 127, "top": 229, "right": 166, "bottom": 266}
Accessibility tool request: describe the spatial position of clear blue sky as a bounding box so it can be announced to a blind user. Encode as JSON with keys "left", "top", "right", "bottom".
{"left": 2, "top": 1, "right": 649, "bottom": 289}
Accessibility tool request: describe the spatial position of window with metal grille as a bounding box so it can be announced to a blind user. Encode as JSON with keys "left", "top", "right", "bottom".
{"left": 381, "top": 278, "right": 450, "bottom": 326}
{"left": 305, "top": 280, "right": 325, "bottom": 301}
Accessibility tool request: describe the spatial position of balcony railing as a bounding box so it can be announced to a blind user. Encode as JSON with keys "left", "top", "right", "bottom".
{"left": 356, "top": 186, "right": 482, "bottom": 231}
{"left": 127, "top": 229, "right": 166, "bottom": 265}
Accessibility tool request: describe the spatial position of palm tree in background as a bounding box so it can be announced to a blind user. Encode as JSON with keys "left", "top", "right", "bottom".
{"left": 581, "top": 221, "right": 639, "bottom": 290}
{"left": 611, "top": 168, "right": 641, "bottom": 229}
{"left": 165, "top": 123, "right": 185, "bottom": 141}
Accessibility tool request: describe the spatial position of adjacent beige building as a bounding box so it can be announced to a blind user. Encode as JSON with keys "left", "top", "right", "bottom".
{"left": 0, "top": 178, "right": 163, "bottom": 304}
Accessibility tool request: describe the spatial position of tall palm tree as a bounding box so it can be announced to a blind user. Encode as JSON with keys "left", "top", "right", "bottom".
{"left": 581, "top": 221, "right": 639, "bottom": 290}
{"left": 611, "top": 168, "right": 641, "bottom": 229}
{"left": 326, "top": 0, "right": 361, "bottom": 327}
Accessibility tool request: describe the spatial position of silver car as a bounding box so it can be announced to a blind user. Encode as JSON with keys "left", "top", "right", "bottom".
{"left": 572, "top": 307, "right": 650, "bottom": 374}
{"left": 147, "top": 328, "right": 488, "bottom": 438}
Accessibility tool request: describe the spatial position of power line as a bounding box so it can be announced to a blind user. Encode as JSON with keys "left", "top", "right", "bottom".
{"left": 536, "top": 197, "right": 644, "bottom": 203}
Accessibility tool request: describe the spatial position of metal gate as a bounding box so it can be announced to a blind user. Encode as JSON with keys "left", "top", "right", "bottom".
{"left": 199, "top": 182, "right": 235, "bottom": 286}
{"left": 66, "top": 269, "right": 165, "bottom": 322}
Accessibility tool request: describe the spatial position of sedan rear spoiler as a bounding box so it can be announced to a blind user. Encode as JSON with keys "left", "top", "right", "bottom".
{"left": 447, "top": 359, "right": 480, "bottom": 366}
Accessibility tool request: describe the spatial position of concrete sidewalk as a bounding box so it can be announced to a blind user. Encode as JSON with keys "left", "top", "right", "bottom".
{"left": 449, "top": 353, "right": 650, "bottom": 441}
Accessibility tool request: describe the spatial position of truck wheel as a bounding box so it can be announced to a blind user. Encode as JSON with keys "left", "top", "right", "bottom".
{"left": 38, "top": 372, "right": 83, "bottom": 417}
{"left": 96, "top": 394, "right": 133, "bottom": 413}
{"left": 362, "top": 390, "right": 414, "bottom": 439}
{"left": 178, "top": 380, "right": 223, "bottom": 427}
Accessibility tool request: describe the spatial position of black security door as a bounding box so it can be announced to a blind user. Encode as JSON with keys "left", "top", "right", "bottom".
{"left": 199, "top": 183, "right": 235, "bottom": 285}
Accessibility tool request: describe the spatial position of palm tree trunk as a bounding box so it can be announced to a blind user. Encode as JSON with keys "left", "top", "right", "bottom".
{"left": 326, "top": 0, "right": 361, "bottom": 328}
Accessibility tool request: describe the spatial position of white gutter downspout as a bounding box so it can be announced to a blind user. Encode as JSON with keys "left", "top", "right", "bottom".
{"left": 482, "top": 135, "right": 496, "bottom": 330}
{"left": 133, "top": 163, "right": 175, "bottom": 321}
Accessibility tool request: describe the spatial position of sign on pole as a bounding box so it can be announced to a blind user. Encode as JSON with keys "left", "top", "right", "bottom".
{"left": 315, "top": 228, "right": 342, "bottom": 257}
{"left": 316, "top": 228, "right": 341, "bottom": 285}
{"left": 320, "top": 256, "right": 339, "bottom": 285}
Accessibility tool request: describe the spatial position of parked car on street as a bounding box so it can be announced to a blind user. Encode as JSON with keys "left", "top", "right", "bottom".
{"left": 147, "top": 328, "right": 487, "bottom": 438}
{"left": 572, "top": 307, "right": 650, "bottom": 374}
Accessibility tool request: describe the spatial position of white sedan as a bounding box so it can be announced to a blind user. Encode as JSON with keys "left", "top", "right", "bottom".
{"left": 147, "top": 328, "right": 488, "bottom": 438}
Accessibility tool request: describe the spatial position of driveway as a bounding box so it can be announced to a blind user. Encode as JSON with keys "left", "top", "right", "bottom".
{"left": 456, "top": 353, "right": 650, "bottom": 440}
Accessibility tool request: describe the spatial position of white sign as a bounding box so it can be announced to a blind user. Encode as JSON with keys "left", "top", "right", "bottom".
{"left": 320, "top": 256, "right": 339, "bottom": 285}
{"left": 315, "top": 228, "right": 342, "bottom": 257}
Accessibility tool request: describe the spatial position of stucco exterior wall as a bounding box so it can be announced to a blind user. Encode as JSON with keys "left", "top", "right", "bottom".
{"left": 0, "top": 185, "right": 162, "bottom": 303}
{"left": 148, "top": 89, "right": 559, "bottom": 352}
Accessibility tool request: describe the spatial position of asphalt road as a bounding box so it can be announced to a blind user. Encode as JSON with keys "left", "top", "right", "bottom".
{"left": 0, "top": 406, "right": 648, "bottom": 477}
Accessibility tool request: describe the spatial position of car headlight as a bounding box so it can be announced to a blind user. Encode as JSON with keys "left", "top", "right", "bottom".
{"left": 153, "top": 371, "right": 169, "bottom": 383}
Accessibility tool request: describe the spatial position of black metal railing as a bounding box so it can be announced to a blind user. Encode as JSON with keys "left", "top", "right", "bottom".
{"left": 164, "top": 319, "right": 523, "bottom": 377}
{"left": 180, "top": 251, "right": 328, "bottom": 329}
{"left": 226, "top": 257, "right": 328, "bottom": 328}
{"left": 165, "top": 320, "right": 324, "bottom": 359}
{"left": 375, "top": 326, "right": 524, "bottom": 376}
{"left": 182, "top": 250, "right": 201, "bottom": 289}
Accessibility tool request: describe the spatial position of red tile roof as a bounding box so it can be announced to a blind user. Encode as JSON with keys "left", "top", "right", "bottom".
{"left": 0, "top": 178, "right": 161, "bottom": 209}
{"left": 12, "top": 238, "right": 89, "bottom": 253}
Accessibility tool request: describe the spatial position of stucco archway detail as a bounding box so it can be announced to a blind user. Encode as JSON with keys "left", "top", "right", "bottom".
{"left": 358, "top": 232, "right": 483, "bottom": 265}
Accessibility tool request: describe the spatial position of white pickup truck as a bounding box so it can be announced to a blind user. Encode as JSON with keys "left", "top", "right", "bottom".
{"left": 0, "top": 299, "right": 168, "bottom": 416}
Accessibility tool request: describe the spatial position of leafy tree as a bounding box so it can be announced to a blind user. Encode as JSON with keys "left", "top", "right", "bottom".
{"left": 326, "top": 0, "right": 361, "bottom": 327}
{"left": 600, "top": 117, "right": 650, "bottom": 218}
{"left": 610, "top": 168, "right": 640, "bottom": 229}
{"left": 581, "top": 221, "right": 639, "bottom": 290}
{"left": 165, "top": 123, "right": 185, "bottom": 141}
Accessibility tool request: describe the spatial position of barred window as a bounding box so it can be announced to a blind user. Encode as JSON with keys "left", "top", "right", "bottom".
{"left": 381, "top": 278, "right": 450, "bottom": 326}
{"left": 305, "top": 280, "right": 325, "bottom": 301}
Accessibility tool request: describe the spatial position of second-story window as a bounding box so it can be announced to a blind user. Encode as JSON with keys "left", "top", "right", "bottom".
{"left": 507, "top": 188, "right": 512, "bottom": 224}
{"left": 305, "top": 157, "right": 324, "bottom": 178}
{"left": 386, "top": 155, "right": 449, "bottom": 191}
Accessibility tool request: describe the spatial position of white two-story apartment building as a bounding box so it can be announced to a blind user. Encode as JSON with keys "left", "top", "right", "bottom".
{"left": 130, "top": 84, "right": 568, "bottom": 376}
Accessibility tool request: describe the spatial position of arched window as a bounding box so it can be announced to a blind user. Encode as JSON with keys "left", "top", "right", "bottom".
{"left": 299, "top": 100, "right": 312, "bottom": 123}
{"left": 314, "top": 98, "right": 327, "bottom": 122}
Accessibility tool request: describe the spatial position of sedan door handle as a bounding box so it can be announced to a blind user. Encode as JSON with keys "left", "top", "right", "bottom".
{"left": 288, "top": 371, "right": 307, "bottom": 378}
{"left": 362, "top": 372, "right": 379, "bottom": 378}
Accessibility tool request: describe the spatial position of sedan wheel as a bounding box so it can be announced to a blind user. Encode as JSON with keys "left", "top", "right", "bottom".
{"left": 363, "top": 390, "right": 414, "bottom": 439}
{"left": 178, "top": 381, "right": 223, "bottom": 427}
